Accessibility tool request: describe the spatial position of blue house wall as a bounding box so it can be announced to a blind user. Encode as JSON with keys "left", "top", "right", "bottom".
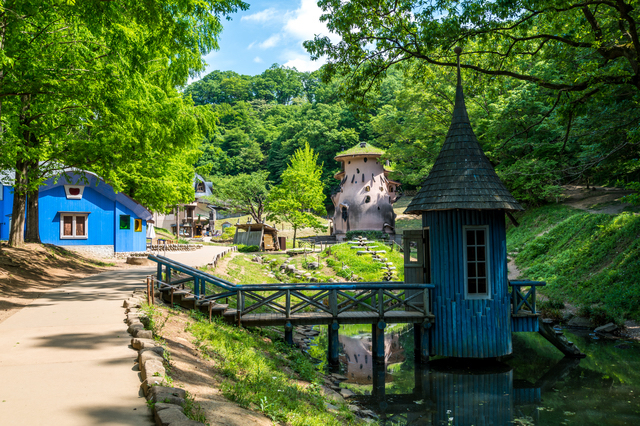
{"left": 114, "top": 201, "right": 147, "bottom": 252}
{"left": 0, "top": 185, "right": 14, "bottom": 241}
{"left": 39, "top": 185, "right": 115, "bottom": 246}
{"left": 424, "top": 209, "right": 512, "bottom": 358}
{"left": 0, "top": 171, "right": 151, "bottom": 254}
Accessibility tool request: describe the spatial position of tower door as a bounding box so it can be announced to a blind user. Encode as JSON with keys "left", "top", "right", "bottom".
{"left": 403, "top": 229, "right": 431, "bottom": 309}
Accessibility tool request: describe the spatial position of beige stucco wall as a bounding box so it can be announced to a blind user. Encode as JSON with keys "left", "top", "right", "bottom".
{"left": 331, "top": 155, "right": 398, "bottom": 239}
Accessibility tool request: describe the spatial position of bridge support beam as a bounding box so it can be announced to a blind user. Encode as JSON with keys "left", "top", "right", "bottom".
{"left": 372, "top": 320, "right": 386, "bottom": 365}
{"left": 328, "top": 322, "right": 340, "bottom": 368}
{"left": 414, "top": 322, "right": 431, "bottom": 364}
{"left": 284, "top": 322, "right": 294, "bottom": 346}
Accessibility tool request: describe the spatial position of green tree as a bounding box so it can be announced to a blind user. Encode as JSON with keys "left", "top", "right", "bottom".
{"left": 0, "top": 0, "right": 246, "bottom": 246}
{"left": 267, "top": 142, "right": 327, "bottom": 247}
{"left": 207, "top": 171, "right": 271, "bottom": 223}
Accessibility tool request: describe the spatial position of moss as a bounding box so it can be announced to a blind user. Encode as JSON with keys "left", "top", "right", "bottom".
{"left": 335, "top": 142, "right": 385, "bottom": 158}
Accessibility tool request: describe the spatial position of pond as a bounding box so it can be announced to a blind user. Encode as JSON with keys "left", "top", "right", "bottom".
{"left": 307, "top": 324, "right": 640, "bottom": 425}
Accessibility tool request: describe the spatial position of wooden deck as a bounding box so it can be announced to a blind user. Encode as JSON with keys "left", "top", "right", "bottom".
{"left": 235, "top": 310, "right": 435, "bottom": 327}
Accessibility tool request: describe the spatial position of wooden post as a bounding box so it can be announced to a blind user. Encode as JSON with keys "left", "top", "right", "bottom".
{"left": 146, "top": 276, "right": 150, "bottom": 305}
{"left": 328, "top": 321, "right": 340, "bottom": 368}
{"left": 414, "top": 322, "right": 430, "bottom": 364}
{"left": 284, "top": 321, "right": 293, "bottom": 345}
{"left": 372, "top": 320, "right": 386, "bottom": 365}
{"left": 372, "top": 359, "right": 386, "bottom": 401}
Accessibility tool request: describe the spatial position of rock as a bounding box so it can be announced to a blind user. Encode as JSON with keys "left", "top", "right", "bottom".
{"left": 154, "top": 403, "right": 183, "bottom": 413}
{"left": 123, "top": 299, "right": 141, "bottom": 309}
{"left": 139, "top": 347, "right": 165, "bottom": 365}
{"left": 128, "top": 323, "right": 145, "bottom": 335}
{"left": 142, "top": 359, "right": 165, "bottom": 382}
{"left": 340, "top": 388, "right": 355, "bottom": 397}
{"left": 126, "top": 256, "right": 154, "bottom": 266}
{"left": 133, "top": 329, "right": 153, "bottom": 339}
{"left": 347, "top": 405, "right": 359, "bottom": 412}
{"left": 154, "top": 406, "right": 190, "bottom": 426}
{"left": 304, "top": 273, "right": 312, "bottom": 278}
{"left": 148, "top": 386, "right": 186, "bottom": 405}
{"left": 328, "top": 278, "right": 336, "bottom": 283}
{"left": 308, "top": 262, "right": 319, "bottom": 269}
{"left": 360, "top": 409, "right": 378, "bottom": 419}
{"left": 324, "top": 402, "right": 339, "bottom": 412}
{"left": 331, "top": 373, "right": 347, "bottom": 381}
{"left": 131, "top": 338, "right": 158, "bottom": 350}
{"left": 127, "top": 316, "right": 143, "bottom": 326}
{"left": 595, "top": 322, "right": 618, "bottom": 333}
{"left": 567, "top": 317, "right": 594, "bottom": 329}
{"left": 562, "top": 312, "right": 575, "bottom": 322}
{"left": 388, "top": 266, "right": 396, "bottom": 270}
{"left": 310, "top": 277, "right": 318, "bottom": 282}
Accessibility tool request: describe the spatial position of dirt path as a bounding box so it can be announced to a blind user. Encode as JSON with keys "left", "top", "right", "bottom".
{"left": 153, "top": 310, "right": 272, "bottom": 426}
{"left": 0, "top": 243, "right": 132, "bottom": 324}
{"left": 561, "top": 185, "right": 635, "bottom": 214}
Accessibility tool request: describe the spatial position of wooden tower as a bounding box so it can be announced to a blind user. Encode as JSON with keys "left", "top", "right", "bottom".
{"left": 404, "top": 47, "right": 524, "bottom": 358}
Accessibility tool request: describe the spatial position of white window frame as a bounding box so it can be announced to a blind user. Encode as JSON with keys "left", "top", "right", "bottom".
{"left": 60, "top": 213, "right": 89, "bottom": 239}
{"left": 463, "top": 225, "right": 491, "bottom": 300}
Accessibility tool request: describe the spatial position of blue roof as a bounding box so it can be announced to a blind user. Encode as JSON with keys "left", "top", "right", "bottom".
{"left": 40, "top": 171, "right": 153, "bottom": 221}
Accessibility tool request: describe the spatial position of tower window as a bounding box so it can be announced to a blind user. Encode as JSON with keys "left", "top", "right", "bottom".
{"left": 356, "top": 168, "right": 360, "bottom": 174}
{"left": 365, "top": 196, "right": 371, "bottom": 203}
{"left": 365, "top": 186, "right": 370, "bottom": 192}
{"left": 465, "top": 227, "right": 490, "bottom": 298}
{"left": 364, "top": 158, "right": 368, "bottom": 163}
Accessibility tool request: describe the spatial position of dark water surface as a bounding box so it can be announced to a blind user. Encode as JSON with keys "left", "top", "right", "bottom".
{"left": 308, "top": 324, "right": 640, "bottom": 425}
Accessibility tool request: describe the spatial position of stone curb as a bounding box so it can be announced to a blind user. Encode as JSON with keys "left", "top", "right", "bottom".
{"left": 124, "top": 291, "right": 205, "bottom": 426}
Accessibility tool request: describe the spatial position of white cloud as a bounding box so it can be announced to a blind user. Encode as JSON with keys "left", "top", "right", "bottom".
{"left": 241, "top": 8, "right": 278, "bottom": 23}
{"left": 283, "top": 0, "right": 339, "bottom": 43}
{"left": 253, "top": 56, "right": 263, "bottom": 63}
{"left": 283, "top": 55, "right": 325, "bottom": 72}
{"left": 259, "top": 34, "right": 281, "bottom": 49}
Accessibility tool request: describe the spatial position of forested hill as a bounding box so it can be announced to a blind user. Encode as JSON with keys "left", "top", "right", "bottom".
{"left": 186, "top": 63, "right": 640, "bottom": 206}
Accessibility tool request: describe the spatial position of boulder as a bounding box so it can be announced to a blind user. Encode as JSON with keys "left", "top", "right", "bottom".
{"left": 340, "top": 388, "right": 355, "bottom": 397}
{"left": 139, "top": 347, "right": 165, "bottom": 365}
{"left": 128, "top": 323, "right": 145, "bottom": 335}
{"left": 148, "top": 386, "right": 186, "bottom": 405}
{"left": 567, "top": 317, "right": 594, "bottom": 329}
{"left": 594, "top": 323, "right": 618, "bottom": 333}
{"left": 142, "top": 359, "right": 166, "bottom": 383}
{"left": 123, "top": 299, "right": 141, "bottom": 309}
{"left": 308, "top": 262, "right": 319, "bottom": 269}
{"left": 131, "top": 338, "right": 158, "bottom": 350}
{"left": 154, "top": 406, "right": 192, "bottom": 426}
{"left": 133, "top": 329, "right": 154, "bottom": 339}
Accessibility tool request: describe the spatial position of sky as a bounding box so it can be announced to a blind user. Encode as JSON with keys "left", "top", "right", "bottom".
{"left": 197, "top": 0, "right": 338, "bottom": 80}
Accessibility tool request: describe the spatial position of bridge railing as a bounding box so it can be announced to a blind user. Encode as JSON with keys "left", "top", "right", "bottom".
{"left": 509, "top": 280, "right": 546, "bottom": 315}
{"left": 149, "top": 254, "right": 434, "bottom": 320}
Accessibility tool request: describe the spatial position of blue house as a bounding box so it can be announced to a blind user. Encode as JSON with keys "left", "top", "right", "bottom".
{"left": 403, "top": 48, "right": 528, "bottom": 359}
{"left": 0, "top": 171, "right": 152, "bottom": 256}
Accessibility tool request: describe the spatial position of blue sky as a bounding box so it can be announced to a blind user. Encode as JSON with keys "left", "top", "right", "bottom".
{"left": 198, "top": 0, "right": 338, "bottom": 79}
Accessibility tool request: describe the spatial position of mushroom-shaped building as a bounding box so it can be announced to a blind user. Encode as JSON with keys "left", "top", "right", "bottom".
{"left": 331, "top": 142, "right": 400, "bottom": 240}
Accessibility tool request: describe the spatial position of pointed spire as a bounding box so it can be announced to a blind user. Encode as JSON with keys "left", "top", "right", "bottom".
{"left": 405, "top": 46, "right": 523, "bottom": 213}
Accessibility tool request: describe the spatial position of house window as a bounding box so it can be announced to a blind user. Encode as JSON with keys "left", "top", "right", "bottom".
{"left": 119, "top": 215, "right": 131, "bottom": 230}
{"left": 134, "top": 219, "right": 142, "bottom": 232}
{"left": 60, "top": 214, "right": 88, "bottom": 239}
{"left": 465, "top": 227, "right": 490, "bottom": 298}
{"left": 63, "top": 185, "right": 85, "bottom": 200}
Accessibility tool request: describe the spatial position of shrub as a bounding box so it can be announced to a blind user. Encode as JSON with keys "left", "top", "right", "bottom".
{"left": 237, "top": 244, "right": 260, "bottom": 253}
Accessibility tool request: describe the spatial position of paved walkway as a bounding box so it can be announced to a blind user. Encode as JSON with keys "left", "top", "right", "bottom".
{"left": 0, "top": 246, "right": 229, "bottom": 426}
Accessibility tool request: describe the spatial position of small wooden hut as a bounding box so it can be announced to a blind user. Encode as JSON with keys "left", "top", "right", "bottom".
{"left": 233, "top": 223, "right": 280, "bottom": 251}
{"left": 403, "top": 47, "right": 525, "bottom": 359}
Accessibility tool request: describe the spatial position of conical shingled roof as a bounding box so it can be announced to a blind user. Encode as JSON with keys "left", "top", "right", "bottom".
{"left": 405, "top": 48, "right": 523, "bottom": 214}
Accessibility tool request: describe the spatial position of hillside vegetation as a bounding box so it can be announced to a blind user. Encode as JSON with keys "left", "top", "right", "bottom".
{"left": 508, "top": 205, "right": 640, "bottom": 322}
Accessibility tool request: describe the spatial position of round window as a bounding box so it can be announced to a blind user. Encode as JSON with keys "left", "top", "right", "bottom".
{"left": 365, "top": 196, "right": 371, "bottom": 203}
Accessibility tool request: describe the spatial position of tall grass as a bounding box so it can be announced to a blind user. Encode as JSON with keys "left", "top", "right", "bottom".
{"left": 508, "top": 205, "right": 640, "bottom": 321}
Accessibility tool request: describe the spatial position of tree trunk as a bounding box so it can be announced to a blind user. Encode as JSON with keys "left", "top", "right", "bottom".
{"left": 9, "top": 159, "right": 28, "bottom": 247}
{"left": 25, "top": 184, "right": 40, "bottom": 243}
{"left": 293, "top": 226, "right": 297, "bottom": 248}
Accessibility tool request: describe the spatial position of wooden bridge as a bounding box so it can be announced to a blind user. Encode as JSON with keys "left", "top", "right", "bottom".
{"left": 148, "top": 254, "right": 435, "bottom": 365}
{"left": 147, "top": 254, "right": 583, "bottom": 365}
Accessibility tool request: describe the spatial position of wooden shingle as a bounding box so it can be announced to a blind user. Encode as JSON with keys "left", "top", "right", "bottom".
{"left": 405, "top": 54, "right": 523, "bottom": 214}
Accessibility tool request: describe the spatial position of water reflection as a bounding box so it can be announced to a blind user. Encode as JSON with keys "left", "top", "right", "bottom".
{"left": 315, "top": 327, "right": 640, "bottom": 425}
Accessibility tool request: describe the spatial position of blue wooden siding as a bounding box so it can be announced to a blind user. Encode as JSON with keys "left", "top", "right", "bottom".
{"left": 424, "top": 210, "right": 512, "bottom": 358}
{"left": 431, "top": 369, "right": 513, "bottom": 425}
{"left": 511, "top": 316, "right": 539, "bottom": 332}
{"left": 114, "top": 201, "right": 146, "bottom": 252}
{"left": 0, "top": 185, "right": 14, "bottom": 240}
{"left": 39, "top": 186, "right": 115, "bottom": 246}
